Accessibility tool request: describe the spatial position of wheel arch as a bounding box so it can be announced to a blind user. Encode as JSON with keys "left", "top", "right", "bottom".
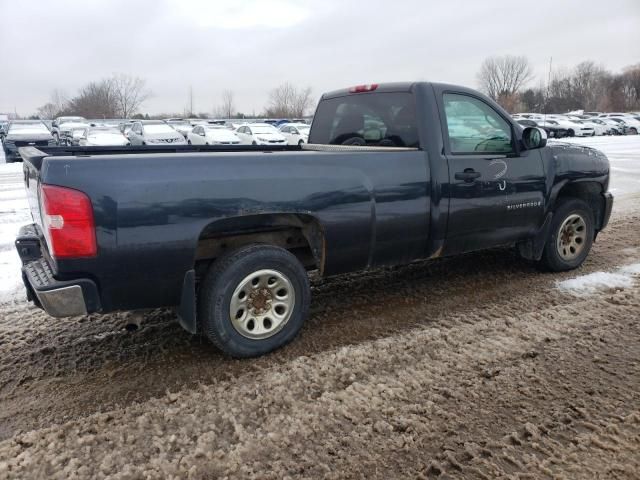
{"left": 551, "top": 180, "right": 607, "bottom": 230}
{"left": 194, "top": 212, "right": 327, "bottom": 275}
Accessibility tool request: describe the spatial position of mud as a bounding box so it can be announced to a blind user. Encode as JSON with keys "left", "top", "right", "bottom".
{"left": 0, "top": 197, "right": 639, "bottom": 478}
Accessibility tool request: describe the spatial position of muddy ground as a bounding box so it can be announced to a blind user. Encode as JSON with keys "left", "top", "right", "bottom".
{"left": 0, "top": 195, "right": 639, "bottom": 478}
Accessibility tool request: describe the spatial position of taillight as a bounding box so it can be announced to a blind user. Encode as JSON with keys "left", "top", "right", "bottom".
{"left": 41, "top": 184, "right": 97, "bottom": 258}
{"left": 349, "top": 84, "right": 378, "bottom": 93}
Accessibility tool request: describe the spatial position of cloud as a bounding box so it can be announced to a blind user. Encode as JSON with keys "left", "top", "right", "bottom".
{"left": 0, "top": 0, "right": 638, "bottom": 116}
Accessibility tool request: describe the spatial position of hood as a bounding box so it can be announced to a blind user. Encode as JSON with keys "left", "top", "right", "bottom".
{"left": 5, "top": 133, "right": 53, "bottom": 141}
{"left": 207, "top": 129, "right": 241, "bottom": 142}
{"left": 86, "top": 133, "right": 129, "bottom": 146}
{"left": 547, "top": 141, "right": 609, "bottom": 181}
{"left": 147, "top": 132, "right": 185, "bottom": 141}
{"left": 255, "top": 131, "right": 286, "bottom": 140}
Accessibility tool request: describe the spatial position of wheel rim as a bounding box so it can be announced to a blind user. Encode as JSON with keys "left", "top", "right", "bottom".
{"left": 229, "top": 269, "right": 295, "bottom": 340}
{"left": 556, "top": 213, "right": 587, "bottom": 261}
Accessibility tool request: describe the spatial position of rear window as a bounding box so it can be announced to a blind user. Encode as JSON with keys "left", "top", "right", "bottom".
{"left": 309, "top": 92, "right": 419, "bottom": 147}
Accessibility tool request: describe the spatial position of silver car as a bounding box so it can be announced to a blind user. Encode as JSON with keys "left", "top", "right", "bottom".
{"left": 127, "top": 121, "right": 187, "bottom": 146}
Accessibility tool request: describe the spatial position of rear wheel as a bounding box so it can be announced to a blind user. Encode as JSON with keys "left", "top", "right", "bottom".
{"left": 567, "top": 129, "right": 575, "bottom": 137}
{"left": 198, "top": 244, "right": 310, "bottom": 357}
{"left": 539, "top": 198, "right": 594, "bottom": 272}
{"left": 629, "top": 127, "right": 638, "bottom": 135}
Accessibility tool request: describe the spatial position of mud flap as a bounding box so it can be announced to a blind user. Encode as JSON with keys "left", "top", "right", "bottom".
{"left": 517, "top": 212, "right": 553, "bottom": 261}
{"left": 177, "top": 269, "right": 197, "bottom": 334}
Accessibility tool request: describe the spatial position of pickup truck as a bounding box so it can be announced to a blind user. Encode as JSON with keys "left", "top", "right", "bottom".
{"left": 15, "top": 82, "right": 613, "bottom": 357}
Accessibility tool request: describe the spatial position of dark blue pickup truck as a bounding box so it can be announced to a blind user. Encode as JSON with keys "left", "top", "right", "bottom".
{"left": 15, "top": 82, "right": 613, "bottom": 357}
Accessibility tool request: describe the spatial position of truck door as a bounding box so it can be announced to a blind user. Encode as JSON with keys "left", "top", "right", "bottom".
{"left": 438, "top": 91, "right": 546, "bottom": 254}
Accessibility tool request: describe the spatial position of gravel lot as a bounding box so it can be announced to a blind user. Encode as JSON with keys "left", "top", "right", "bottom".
{"left": 0, "top": 138, "right": 639, "bottom": 478}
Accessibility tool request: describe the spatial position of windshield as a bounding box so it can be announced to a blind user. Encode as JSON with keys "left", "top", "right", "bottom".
{"left": 145, "top": 124, "right": 177, "bottom": 134}
{"left": 297, "top": 125, "right": 310, "bottom": 134}
{"left": 251, "top": 126, "right": 279, "bottom": 134}
{"left": 8, "top": 123, "right": 50, "bottom": 134}
{"left": 168, "top": 121, "right": 190, "bottom": 127}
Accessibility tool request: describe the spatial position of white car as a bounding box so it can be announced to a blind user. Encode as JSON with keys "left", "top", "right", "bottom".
{"left": 165, "top": 119, "right": 193, "bottom": 138}
{"left": 78, "top": 126, "right": 130, "bottom": 146}
{"left": 127, "top": 121, "right": 187, "bottom": 145}
{"left": 187, "top": 124, "right": 241, "bottom": 145}
{"left": 546, "top": 116, "right": 594, "bottom": 137}
{"left": 279, "top": 123, "right": 310, "bottom": 145}
{"left": 235, "top": 123, "right": 287, "bottom": 146}
{"left": 584, "top": 118, "right": 614, "bottom": 135}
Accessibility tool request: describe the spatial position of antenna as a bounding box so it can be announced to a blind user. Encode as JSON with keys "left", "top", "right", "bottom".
{"left": 543, "top": 56, "right": 552, "bottom": 124}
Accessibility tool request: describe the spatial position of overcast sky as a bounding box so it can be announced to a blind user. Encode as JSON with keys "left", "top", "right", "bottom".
{"left": 1, "top": 0, "right": 638, "bottom": 116}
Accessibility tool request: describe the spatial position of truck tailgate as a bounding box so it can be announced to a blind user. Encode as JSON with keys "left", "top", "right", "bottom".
{"left": 19, "top": 147, "right": 47, "bottom": 232}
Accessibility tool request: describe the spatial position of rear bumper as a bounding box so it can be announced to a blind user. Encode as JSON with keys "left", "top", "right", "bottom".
{"left": 16, "top": 224, "right": 101, "bottom": 317}
{"left": 601, "top": 192, "right": 613, "bottom": 230}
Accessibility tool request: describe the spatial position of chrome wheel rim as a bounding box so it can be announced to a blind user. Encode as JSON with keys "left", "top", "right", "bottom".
{"left": 556, "top": 213, "right": 587, "bottom": 261}
{"left": 229, "top": 269, "right": 295, "bottom": 340}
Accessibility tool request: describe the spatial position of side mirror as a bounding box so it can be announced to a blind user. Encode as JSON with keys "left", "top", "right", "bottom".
{"left": 522, "top": 127, "right": 547, "bottom": 150}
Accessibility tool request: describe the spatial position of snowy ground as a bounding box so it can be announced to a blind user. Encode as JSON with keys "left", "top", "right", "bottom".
{"left": 0, "top": 136, "right": 639, "bottom": 478}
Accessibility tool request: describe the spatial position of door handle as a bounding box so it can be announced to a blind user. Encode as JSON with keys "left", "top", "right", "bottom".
{"left": 455, "top": 169, "right": 481, "bottom": 182}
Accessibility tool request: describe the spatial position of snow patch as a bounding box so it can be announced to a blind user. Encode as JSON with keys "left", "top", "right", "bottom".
{"left": 556, "top": 263, "right": 640, "bottom": 296}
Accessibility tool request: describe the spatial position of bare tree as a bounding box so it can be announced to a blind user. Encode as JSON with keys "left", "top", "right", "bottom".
{"left": 477, "top": 55, "right": 534, "bottom": 105}
{"left": 111, "top": 74, "right": 152, "bottom": 118}
{"left": 219, "top": 90, "right": 236, "bottom": 118}
{"left": 37, "top": 103, "right": 59, "bottom": 119}
{"left": 66, "top": 78, "right": 118, "bottom": 118}
{"left": 265, "top": 83, "right": 313, "bottom": 117}
{"left": 36, "top": 89, "right": 70, "bottom": 119}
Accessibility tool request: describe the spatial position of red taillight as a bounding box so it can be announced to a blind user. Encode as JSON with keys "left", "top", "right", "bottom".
{"left": 349, "top": 84, "right": 378, "bottom": 93}
{"left": 41, "top": 184, "right": 97, "bottom": 258}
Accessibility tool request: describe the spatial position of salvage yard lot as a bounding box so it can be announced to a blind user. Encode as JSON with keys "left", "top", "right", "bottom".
{"left": 0, "top": 137, "right": 639, "bottom": 478}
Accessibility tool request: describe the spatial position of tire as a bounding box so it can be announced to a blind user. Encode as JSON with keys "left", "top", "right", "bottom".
{"left": 187, "top": 140, "right": 192, "bottom": 145}
{"left": 252, "top": 141, "right": 257, "bottom": 145}
{"left": 630, "top": 127, "right": 638, "bottom": 135}
{"left": 298, "top": 139, "right": 304, "bottom": 146}
{"left": 567, "top": 129, "right": 575, "bottom": 137}
{"left": 539, "top": 198, "right": 595, "bottom": 272}
{"left": 198, "top": 244, "right": 311, "bottom": 358}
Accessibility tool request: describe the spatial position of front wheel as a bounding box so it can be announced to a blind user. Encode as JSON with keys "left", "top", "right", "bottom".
{"left": 539, "top": 198, "right": 594, "bottom": 272}
{"left": 198, "top": 244, "right": 311, "bottom": 357}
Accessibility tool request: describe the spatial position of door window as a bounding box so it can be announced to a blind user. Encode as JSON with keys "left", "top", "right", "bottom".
{"left": 443, "top": 93, "right": 513, "bottom": 154}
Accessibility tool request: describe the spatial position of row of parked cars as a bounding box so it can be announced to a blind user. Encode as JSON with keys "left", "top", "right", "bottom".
{"left": 512, "top": 111, "right": 640, "bottom": 138}
{"left": 0, "top": 116, "right": 311, "bottom": 162}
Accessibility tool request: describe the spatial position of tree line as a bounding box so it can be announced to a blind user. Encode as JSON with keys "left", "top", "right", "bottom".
{"left": 477, "top": 55, "right": 640, "bottom": 113}
{"left": 35, "top": 77, "right": 314, "bottom": 120}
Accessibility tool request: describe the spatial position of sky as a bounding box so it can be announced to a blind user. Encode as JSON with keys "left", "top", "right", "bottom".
{"left": 0, "top": 0, "right": 639, "bottom": 117}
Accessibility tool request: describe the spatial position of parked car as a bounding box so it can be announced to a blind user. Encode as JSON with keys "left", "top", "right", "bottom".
{"left": 279, "top": 123, "right": 310, "bottom": 145}
{"left": 545, "top": 116, "right": 593, "bottom": 137}
{"left": 187, "top": 124, "right": 241, "bottom": 145}
{"left": 235, "top": 123, "right": 287, "bottom": 145}
{"left": 530, "top": 119, "right": 568, "bottom": 138}
{"left": 51, "top": 116, "right": 88, "bottom": 144}
{"left": 2, "top": 120, "right": 55, "bottom": 162}
{"left": 127, "top": 120, "right": 187, "bottom": 145}
{"left": 15, "top": 81, "right": 612, "bottom": 358}
{"left": 0, "top": 121, "right": 8, "bottom": 142}
{"left": 165, "top": 119, "right": 193, "bottom": 138}
{"left": 77, "top": 126, "right": 130, "bottom": 146}
{"left": 578, "top": 119, "right": 609, "bottom": 136}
